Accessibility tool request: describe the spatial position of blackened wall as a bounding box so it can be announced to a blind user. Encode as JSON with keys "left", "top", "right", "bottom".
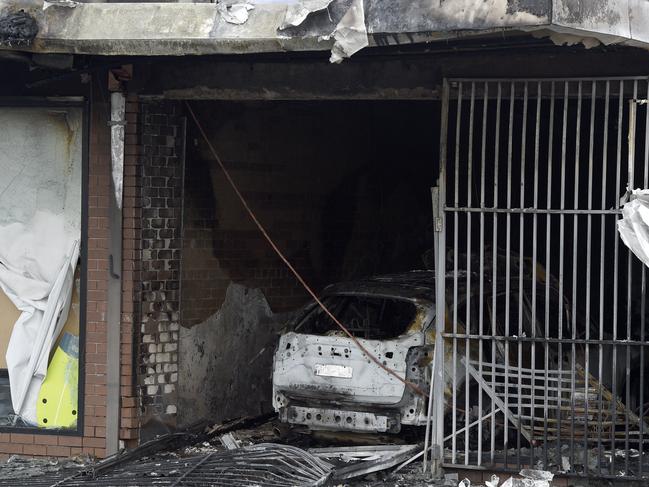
{"left": 177, "top": 100, "right": 438, "bottom": 425}
{"left": 138, "top": 101, "right": 184, "bottom": 438}
{"left": 181, "top": 101, "right": 439, "bottom": 324}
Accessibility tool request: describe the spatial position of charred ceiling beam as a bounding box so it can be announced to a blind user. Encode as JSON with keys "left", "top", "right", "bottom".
{"left": 130, "top": 46, "right": 649, "bottom": 101}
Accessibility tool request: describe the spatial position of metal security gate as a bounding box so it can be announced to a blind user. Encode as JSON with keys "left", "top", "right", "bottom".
{"left": 434, "top": 77, "right": 649, "bottom": 480}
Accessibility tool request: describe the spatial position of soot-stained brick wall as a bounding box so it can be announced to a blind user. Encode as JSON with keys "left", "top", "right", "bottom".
{"left": 181, "top": 101, "right": 438, "bottom": 325}
{"left": 138, "top": 101, "right": 184, "bottom": 438}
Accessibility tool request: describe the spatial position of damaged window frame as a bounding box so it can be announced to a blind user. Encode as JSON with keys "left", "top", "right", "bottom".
{"left": 0, "top": 97, "right": 89, "bottom": 437}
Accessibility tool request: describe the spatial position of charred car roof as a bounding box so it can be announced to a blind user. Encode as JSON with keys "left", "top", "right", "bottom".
{"left": 322, "top": 270, "right": 437, "bottom": 303}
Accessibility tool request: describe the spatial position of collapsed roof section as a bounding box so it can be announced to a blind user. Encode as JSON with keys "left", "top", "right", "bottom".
{"left": 0, "top": 1, "right": 648, "bottom": 61}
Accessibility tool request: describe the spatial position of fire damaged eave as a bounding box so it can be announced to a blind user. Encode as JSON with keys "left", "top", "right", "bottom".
{"left": 0, "top": 0, "right": 551, "bottom": 57}
{"left": 2, "top": 0, "right": 649, "bottom": 57}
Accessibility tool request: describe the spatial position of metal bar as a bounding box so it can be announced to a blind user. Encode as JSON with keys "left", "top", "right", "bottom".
{"left": 465, "top": 359, "right": 604, "bottom": 374}
{"left": 625, "top": 80, "right": 638, "bottom": 476}
{"left": 584, "top": 81, "right": 596, "bottom": 462}
{"left": 567, "top": 78, "right": 579, "bottom": 468}
{"left": 464, "top": 81, "right": 476, "bottom": 466}
{"left": 543, "top": 80, "right": 556, "bottom": 470}
{"left": 611, "top": 80, "right": 624, "bottom": 472}
{"left": 440, "top": 334, "right": 649, "bottom": 346}
{"left": 597, "top": 79, "right": 610, "bottom": 477}
{"left": 449, "top": 76, "right": 649, "bottom": 82}
{"left": 444, "top": 409, "right": 501, "bottom": 442}
{"left": 423, "top": 325, "right": 438, "bottom": 474}
{"left": 477, "top": 80, "right": 488, "bottom": 466}
{"left": 491, "top": 81, "right": 502, "bottom": 468}
{"left": 516, "top": 80, "right": 529, "bottom": 470}
{"left": 504, "top": 80, "right": 515, "bottom": 468}
{"left": 530, "top": 80, "right": 541, "bottom": 471}
{"left": 451, "top": 80, "right": 463, "bottom": 466}
{"left": 432, "top": 78, "right": 450, "bottom": 476}
{"left": 556, "top": 80, "right": 569, "bottom": 470}
{"left": 640, "top": 79, "right": 649, "bottom": 477}
{"left": 444, "top": 207, "right": 621, "bottom": 215}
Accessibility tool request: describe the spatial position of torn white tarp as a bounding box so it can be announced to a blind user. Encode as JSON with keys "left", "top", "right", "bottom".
{"left": 0, "top": 107, "right": 82, "bottom": 425}
{"left": 217, "top": 1, "right": 255, "bottom": 25}
{"left": 281, "top": 0, "right": 334, "bottom": 29}
{"left": 618, "top": 189, "right": 649, "bottom": 268}
{"left": 327, "top": 0, "right": 368, "bottom": 63}
{"left": 43, "top": 0, "right": 78, "bottom": 9}
{"left": 110, "top": 92, "right": 125, "bottom": 209}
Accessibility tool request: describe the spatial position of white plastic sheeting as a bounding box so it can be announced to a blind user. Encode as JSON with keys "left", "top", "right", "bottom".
{"left": 328, "top": 0, "right": 368, "bottom": 64}
{"left": 0, "top": 106, "right": 82, "bottom": 425}
{"left": 110, "top": 92, "right": 125, "bottom": 209}
{"left": 618, "top": 189, "right": 649, "bottom": 268}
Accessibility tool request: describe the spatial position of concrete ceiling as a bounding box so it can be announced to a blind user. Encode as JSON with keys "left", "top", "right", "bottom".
{"left": 0, "top": 0, "right": 648, "bottom": 57}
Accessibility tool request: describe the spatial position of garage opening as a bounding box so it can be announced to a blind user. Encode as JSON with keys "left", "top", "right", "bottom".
{"left": 153, "top": 77, "right": 649, "bottom": 481}
{"left": 176, "top": 100, "right": 439, "bottom": 428}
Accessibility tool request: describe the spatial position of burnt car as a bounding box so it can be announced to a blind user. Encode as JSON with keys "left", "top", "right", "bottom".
{"left": 272, "top": 272, "right": 437, "bottom": 434}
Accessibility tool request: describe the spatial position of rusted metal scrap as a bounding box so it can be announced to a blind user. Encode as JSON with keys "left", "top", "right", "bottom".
{"left": 309, "top": 444, "right": 420, "bottom": 480}
{"left": 0, "top": 443, "right": 334, "bottom": 487}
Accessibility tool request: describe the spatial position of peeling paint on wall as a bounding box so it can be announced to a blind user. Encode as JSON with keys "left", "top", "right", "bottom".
{"left": 110, "top": 92, "right": 125, "bottom": 209}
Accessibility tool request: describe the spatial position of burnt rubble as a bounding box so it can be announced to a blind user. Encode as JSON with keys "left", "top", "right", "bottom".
{"left": 0, "top": 9, "right": 38, "bottom": 47}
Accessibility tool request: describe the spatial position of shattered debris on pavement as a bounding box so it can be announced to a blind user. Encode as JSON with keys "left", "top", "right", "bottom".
{"left": 0, "top": 415, "right": 464, "bottom": 486}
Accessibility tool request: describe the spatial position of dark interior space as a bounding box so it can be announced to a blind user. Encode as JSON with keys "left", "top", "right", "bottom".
{"left": 181, "top": 100, "right": 440, "bottom": 323}
{"left": 177, "top": 100, "right": 440, "bottom": 426}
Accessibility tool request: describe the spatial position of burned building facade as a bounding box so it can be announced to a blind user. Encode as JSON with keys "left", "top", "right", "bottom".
{"left": 1, "top": 0, "right": 649, "bottom": 483}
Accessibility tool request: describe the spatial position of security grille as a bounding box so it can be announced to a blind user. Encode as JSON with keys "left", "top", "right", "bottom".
{"left": 435, "top": 77, "right": 649, "bottom": 480}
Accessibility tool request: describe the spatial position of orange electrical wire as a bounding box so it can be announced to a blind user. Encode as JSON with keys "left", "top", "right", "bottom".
{"left": 185, "top": 102, "right": 426, "bottom": 398}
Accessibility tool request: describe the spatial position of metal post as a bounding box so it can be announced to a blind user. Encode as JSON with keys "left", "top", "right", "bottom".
{"left": 429, "top": 78, "right": 450, "bottom": 477}
{"left": 106, "top": 91, "right": 125, "bottom": 456}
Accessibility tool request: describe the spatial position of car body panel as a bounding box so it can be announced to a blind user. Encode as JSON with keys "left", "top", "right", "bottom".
{"left": 273, "top": 332, "right": 422, "bottom": 406}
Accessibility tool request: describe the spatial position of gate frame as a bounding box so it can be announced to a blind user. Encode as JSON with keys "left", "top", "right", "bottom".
{"left": 433, "top": 76, "right": 649, "bottom": 481}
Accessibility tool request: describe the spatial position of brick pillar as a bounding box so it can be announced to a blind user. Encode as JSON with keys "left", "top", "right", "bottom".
{"left": 138, "top": 101, "right": 183, "bottom": 435}
{"left": 120, "top": 94, "right": 142, "bottom": 446}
